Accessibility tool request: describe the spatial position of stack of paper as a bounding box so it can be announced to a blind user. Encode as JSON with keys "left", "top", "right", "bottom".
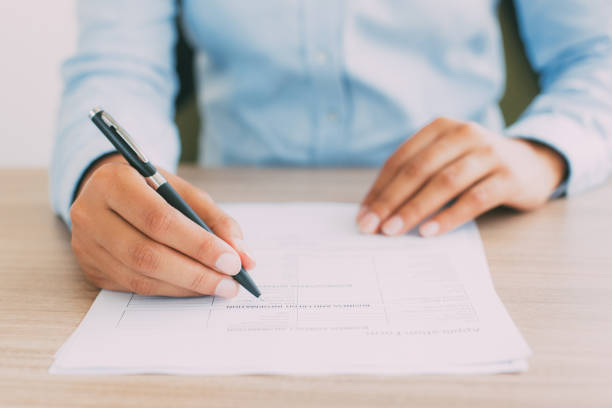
{"left": 51, "top": 203, "right": 530, "bottom": 375}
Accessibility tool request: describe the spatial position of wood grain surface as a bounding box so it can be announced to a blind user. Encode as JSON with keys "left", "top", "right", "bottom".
{"left": 1, "top": 167, "right": 611, "bottom": 408}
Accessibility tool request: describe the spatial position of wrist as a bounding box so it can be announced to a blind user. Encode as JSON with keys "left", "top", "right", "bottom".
{"left": 74, "top": 153, "right": 125, "bottom": 200}
{"left": 518, "top": 138, "right": 568, "bottom": 191}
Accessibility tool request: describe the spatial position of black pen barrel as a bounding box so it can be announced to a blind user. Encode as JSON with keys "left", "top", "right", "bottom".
{"left": 156, "top": 182, "right": 212, "bottom": 233}
{"left": 156, "top": 182, "right": 261, "bottom": 298}
{"left": 90, "top": 110, "right": 157, "bottom": 177}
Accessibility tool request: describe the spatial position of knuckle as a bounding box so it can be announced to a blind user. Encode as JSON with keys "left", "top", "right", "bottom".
{"left": 128, "top": 276, "right": 156, "bottom": 296}
{"left": 128, "top": 242, "right": 159, "bottom": 271}
{"left": 216, "top": 215, "right": 236, "bottom": 232}
{"left": 407, "top": 200, "right": 425, "bottom": 219}
{"left": 438, "top": 167, "right": 460, "bottom": 189}
{"left": 432, "top": 116, "right": 452, "bottom": 127}
{"left": 469, "top": 186, "right": 490, "bottom": 208}
{"left": 479, "top": 142, "right": 496, "bottom": 156}
{"left": 382, "top": 157, "right": 401, "bottom": 173}
{"left": 189, "top": 272, "right": 211, "bottom": 293}
{"left": 497, "top": 167, "right": 515, "bottom": 183}
{"left": 144, "top": 207, "right": 174, "bottom": 236}
{"left": 459, "top": 155, "right": 477, "bottom": 171}
{"left": 431, "top": 117, "right": 444, "bottom": 126}
{"left": 400, "top": 160, "right": 422, "bottom": 179}
{"left": 457, "top": 121, "right": 479, "bottom": 135}
{"left": 196, "top": 235, "right": 216, "bottom": 262}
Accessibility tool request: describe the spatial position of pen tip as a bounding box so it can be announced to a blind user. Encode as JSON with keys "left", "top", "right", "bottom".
{"left": 257, "top": 296, "right": 265, "bottom": 302}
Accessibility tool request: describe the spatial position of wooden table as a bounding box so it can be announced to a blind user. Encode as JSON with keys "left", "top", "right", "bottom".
{"left": 1, "top": 167, "right": 611, "bottom": 408}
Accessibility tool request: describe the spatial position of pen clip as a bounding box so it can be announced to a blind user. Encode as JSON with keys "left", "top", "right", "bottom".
{"left": 90, "top": 107, "right": 149, "bottom": 164}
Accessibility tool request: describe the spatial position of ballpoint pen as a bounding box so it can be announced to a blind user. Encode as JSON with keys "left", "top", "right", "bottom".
{"left": 89, "top": 107, "right": 261, "bottom": 298}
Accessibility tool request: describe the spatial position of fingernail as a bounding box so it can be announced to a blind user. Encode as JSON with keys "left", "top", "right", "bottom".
{"left": 420, "top": 221, "right": 440, "bottom": 237}
{"left": 215, "top": 252, "right": 241, "bottom": 276}
{"left": 233, "top": 238, "right": 256, "bottom": 267}
{"left": 358, "top": 212, "right": 380, "bottom": 234}
{"left": 214, "top": 278, "right": 239, "bottom": 298}
{"left": 356, "top": 205, "right": 368, "bottom": 221}
{"left": 382, "top": 216, "right": 404, "bottom": 236}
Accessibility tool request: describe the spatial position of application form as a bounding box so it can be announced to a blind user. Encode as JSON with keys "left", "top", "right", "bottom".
{"left": 51, "top": 203, "right": 530, "bottom": 375}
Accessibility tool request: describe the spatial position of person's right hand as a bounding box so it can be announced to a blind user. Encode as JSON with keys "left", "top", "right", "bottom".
{"left": 69, "top": 154, "right": 255, "bottom": 298}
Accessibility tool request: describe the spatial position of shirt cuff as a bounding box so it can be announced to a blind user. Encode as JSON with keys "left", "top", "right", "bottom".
{"left": 50, "top": 138, "right": 116, "bottom": 228}
{"left": 50, "top": 113, "right": 179, "bottom": 229}
{"left": 505, "top": 113, "right": 611, "bottom": 197}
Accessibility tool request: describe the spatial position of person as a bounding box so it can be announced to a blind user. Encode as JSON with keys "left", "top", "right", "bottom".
{"left": 51, "top": 1, "right": 612, "bottom": 299}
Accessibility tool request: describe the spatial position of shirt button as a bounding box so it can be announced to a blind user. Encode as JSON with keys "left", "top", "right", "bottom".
{"left": 327, "top": 112, "right": 338, "bottom": 122}
{"left": 315, "top": 50, "right": 329, "bottom": 65}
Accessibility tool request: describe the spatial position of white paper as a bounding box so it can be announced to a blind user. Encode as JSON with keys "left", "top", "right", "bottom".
{"left": 51, "top": 203, "right": 530, "bottom": 375}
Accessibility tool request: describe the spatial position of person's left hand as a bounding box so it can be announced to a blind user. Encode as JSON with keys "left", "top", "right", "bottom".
{"left": 357, "top": 117, "right": 567, "bottom": 237}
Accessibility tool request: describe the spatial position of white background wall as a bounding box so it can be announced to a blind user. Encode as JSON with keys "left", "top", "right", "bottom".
{"left": 0, "top": 1, "right": 77, "bottom": 167}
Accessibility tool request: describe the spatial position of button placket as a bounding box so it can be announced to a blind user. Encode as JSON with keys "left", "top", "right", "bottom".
{"left": 303, "top": 0, "right": 347, "bottom": 164}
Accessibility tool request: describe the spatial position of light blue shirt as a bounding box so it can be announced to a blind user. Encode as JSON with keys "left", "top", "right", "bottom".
{"left": 51, "top": 0, "right": 612, "bottom": 226}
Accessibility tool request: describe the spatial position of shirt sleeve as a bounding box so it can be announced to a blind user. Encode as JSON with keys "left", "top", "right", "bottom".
{"left": 506, "top": 0, "right": 612, "bottom": 196}
{"left": 50, "top": 0, "right": 180, "bottom": 227}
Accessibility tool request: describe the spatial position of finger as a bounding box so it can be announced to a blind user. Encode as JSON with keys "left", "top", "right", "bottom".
{"left": 359, "top": 124, "right": 483, "bottom": 233}
{"left": 359, "top": 117, "right": 459, "bottom": 214}
{"left": 71, "top": 236, "right": 131, "bottom": 293}
{"left": 103, "top": 165, "right": 243, "bottom": 276}
{"left": 419, "top": 172, "right": 510, "bottom": 237}
{"left": 93, "top": 209, "right": 240, "bottom": 297}
{"left": 78, "top": 236, "right": 202, "bottom": 297}
{"left": 86, "top": 242, "right": 204, "bottom": 297}
{"left": 380, "top": 149, "right": 500, "bottom": 236}
{"left": 73, "top": 246, "right": 128, "bottom": 292}
{"left": 82, "top": 264, "right": 130, "bottom": 293}
{"left": 164, "top": 170, "right": 256, "bottom": 270}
